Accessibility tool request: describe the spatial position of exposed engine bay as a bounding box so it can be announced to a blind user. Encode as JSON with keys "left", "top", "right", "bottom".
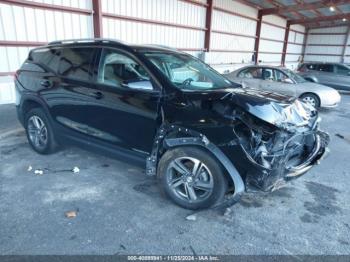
{"left": 229, "top": 99, "right": 329, "bottom": 192}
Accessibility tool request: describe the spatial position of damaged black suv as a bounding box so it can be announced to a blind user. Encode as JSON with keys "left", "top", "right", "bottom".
{"left": 15, "top": 39, "right": 329, "bottom": 210}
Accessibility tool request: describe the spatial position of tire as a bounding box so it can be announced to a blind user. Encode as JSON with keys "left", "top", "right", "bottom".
{"left": 24, "top": 107, "right": 58, "bottom": 154}
{"left": 158, "top": 146, "right": 228, "bottom": 210}
{"left": 300, "top": 93, "right": 320, "bottom": 108}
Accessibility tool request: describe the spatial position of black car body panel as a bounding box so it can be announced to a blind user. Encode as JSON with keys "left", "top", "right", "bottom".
{"left": 15, "top": 39, "right": 329, "bottom": 206}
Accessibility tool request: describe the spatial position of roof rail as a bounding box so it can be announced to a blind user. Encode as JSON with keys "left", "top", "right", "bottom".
{"left": 147, "top": 44, "right": 178, "bottom": 51}
{"left": 48, "top": 38, "right": 128, "bottom": 46}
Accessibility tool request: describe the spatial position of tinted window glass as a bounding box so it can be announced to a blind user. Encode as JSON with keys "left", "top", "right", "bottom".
{"left": 238, "top": 68, "right": 262, "bottom": 79}
{"left": 29, "top": 48, "right": 61, "bottom": 73}
{"left": 335, "top": 65, "right": 350, "bottom": 75}
{"left": 57, "top": 48, "right": 94, "bottom": 80}
{"left": 318, "top": 64, "right": 333, "bottom": 72}
{"left": 305, "top": 64, "right": 318, "bottom": 71}
{"left": 97, "top": 49, "right": 153, "bottom": 90}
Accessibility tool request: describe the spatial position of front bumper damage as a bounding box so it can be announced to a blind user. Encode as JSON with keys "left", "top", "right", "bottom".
{"left": 242, "top": 129, "right": 330, "bottom": 192}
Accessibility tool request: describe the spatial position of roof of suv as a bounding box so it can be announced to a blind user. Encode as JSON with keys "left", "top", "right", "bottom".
{"left": 46, "top": 38, "right": 181, "bottom": 53}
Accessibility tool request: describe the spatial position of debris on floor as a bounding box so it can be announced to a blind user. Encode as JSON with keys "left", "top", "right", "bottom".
{"left": 27, "top": 165, "right": 32, "bottom": 172}
{"left": 34, "top": 169, "right": 44, "bottom": 175}
{"left": 72, "top": 166, "right": 80, "bottom": 174}
{"left": 65, "top": 210, "right": 78, "bottom": 218}
{"left": 185, "top": 214, "right": 197, "bottom": 221}
{"left": 224, "top": 207, "right": 232, "bottom": 217}
{"left": 335, "top": 133, "right": 350, "bottom": 143}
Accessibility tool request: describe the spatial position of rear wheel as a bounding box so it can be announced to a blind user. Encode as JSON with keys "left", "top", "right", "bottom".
{"left": 25, "top": 108, "right": 58, "bottom": 154}
{"left": 158, "top": 146, "right": 228, "bottom": 210}
{"left": 300, "top": 93, "right": 320, "bottom": 108}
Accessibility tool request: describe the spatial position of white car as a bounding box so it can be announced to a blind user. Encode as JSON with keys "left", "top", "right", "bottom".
{"left": 225, "top": 65, "right": 341, "bottom": 108}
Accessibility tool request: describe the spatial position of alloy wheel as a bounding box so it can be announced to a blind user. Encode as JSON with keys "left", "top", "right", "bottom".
{"left": 166, "top": 157, "right": 214, "bottom": 203}
{"left": 302, "top": 96, "right": 317, "bottom": 107}
{"left": 27, "top": 115, "right": 48, "bottom": 150}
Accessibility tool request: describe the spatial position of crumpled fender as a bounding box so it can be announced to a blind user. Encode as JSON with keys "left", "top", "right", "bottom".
{"left": 146, "top": 124, "right": 245, "bottom": 206}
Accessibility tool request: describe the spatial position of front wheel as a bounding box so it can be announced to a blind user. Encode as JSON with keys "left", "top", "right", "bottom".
{"left": 300, "top": 93, "right": 320, "bottom": 108}
{"left": 158, "top": 147, "right": 228, "bottom": 210}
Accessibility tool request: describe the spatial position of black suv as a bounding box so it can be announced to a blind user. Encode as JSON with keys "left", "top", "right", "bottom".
{"left": 15, "top": 39, "right": 329, "bottom": 210}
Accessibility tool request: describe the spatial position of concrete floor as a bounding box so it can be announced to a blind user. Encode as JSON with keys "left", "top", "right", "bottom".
{"left": 0, "top": 96, "right": 350, "bottom": 255}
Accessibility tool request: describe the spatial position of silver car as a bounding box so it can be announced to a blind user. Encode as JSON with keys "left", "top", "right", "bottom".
{"left": 225, "top": 65, "right": 341, "bottom": 108}
{"left": 297, "top": 62, "right": 350, "bottom": 91}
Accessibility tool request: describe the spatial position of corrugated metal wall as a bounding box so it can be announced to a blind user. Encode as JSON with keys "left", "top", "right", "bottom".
{"left": 206, "top": 0, "right": 257, "bottom": 73}
{"left": 0, "top": 0, "right": 93, "bottom": 104}
{"left": 304, "top": 26, "right": 350, "bottom": 63}
{"left": 0, "top": 0, "right": 307, "bottom": 104}
{"left": 286, "top": 24, "right": 305, "bottom": 69}
{"left": 102, "top": 0, "right": 206, "bottom": 54}
{"left": 258, "top": 15, "right": 305, "bottom": 70}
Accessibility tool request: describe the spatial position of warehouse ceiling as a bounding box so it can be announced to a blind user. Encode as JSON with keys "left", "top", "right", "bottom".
{"left": 243, "top": 0, "right": 350, "bottom": 29}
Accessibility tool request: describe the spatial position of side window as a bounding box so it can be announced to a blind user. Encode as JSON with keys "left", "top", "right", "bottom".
{"left": 97, "top": 48, "right": 153, "bottom": 90}
{"left": 58, "top": 47, "right": 94, "bottom": 81}
{"left": 238, "top": 68, "right": 262, "bottom": 79}
{"left": 305, "top": 64, "right": 318, "bottom": 71}
{"left": 262, "top": 68, "right": 275, "bottom": 81}
{"left": 335, "top": 65, "right": 350, "bottom": 76}
{"left": 29, "top": 48, "right": 61, "bottom": 73}
{"left": 318, "top": 64, "right": 334, "bottom": 72}
{"left": 274, "top": 70, "right": 288, "bottom": 82}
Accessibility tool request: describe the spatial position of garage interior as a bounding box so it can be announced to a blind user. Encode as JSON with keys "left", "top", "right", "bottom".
{"left": 0, "top": 0, "right": 350, "bottom": 257}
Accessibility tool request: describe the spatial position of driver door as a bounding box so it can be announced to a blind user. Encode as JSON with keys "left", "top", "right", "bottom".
{"left": 90, "top": 48, "right": 161, "bottom": 154}
{"left": 260, "top": 68, "right": 296, "bottom": 97}
{"left": 236, "top": 67, "right": 262, "bottom": 89}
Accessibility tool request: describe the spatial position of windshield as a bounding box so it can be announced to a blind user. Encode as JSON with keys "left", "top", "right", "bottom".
{"left": 283, "top": 68, "right": 307, "bottom": 84}
{"left": 142, "top": 51, "right": 234, "bottom": 90}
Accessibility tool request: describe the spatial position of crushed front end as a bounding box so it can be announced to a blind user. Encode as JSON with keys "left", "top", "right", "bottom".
{"left": 227, "top": 99, "right": 330, "bottom": 192}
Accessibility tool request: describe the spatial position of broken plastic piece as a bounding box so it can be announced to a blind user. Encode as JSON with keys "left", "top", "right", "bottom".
{"left": 72, "top": 167, "right": 80, "bottom": 173}
{"left": 65, "top": 210, "right": 77, "bottom": 218}
{"left": 34, "top": 169, "right": 43, "bottom": 175}
{"left": 185, "top": 214, "right": 197, "bottom": 221}
{"left": 27, "top": 165, "right": 32, "bottom": 172}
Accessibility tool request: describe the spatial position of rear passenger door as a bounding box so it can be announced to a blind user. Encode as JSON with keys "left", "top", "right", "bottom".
{"left": 37, "top": 46, "right": 103, "bottom": 140}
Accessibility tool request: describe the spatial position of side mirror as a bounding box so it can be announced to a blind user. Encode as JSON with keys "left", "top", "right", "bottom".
{"left": 282, "top": 78, "right": 294, "bottom": 84}
{"left": 124, "top": 80, "right": 154, "bottom": 90}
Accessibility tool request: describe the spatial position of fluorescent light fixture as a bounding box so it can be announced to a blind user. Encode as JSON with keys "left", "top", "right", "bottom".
{"left": 329, "top": 6, "right": 335, "bottom": 12}
{"left": 343, "top": 18, "right": 347, "bottom": 22}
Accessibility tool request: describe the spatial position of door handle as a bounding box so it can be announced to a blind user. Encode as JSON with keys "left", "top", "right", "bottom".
{"left": 40, "top": 80, "right": 51, "bottom": 88}
{"left": 89, "top": 91, "right": 103, "bottom": 99}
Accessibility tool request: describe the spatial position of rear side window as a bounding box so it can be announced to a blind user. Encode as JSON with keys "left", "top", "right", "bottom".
{"left": 58, "top": 47, "right": 94, "bottom": 81}
{"left": 318, "top": 64, "right": 334, "bottom": 72}
{"left": 29, "top": 48, "right": 61, "bottom": 73}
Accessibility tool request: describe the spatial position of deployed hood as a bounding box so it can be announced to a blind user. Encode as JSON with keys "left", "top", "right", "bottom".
{"left": 226, "top": 88, "right": 317, "bottom": 129}
{"left": 183, "top": 87, "right": 317, "bottom": 130}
